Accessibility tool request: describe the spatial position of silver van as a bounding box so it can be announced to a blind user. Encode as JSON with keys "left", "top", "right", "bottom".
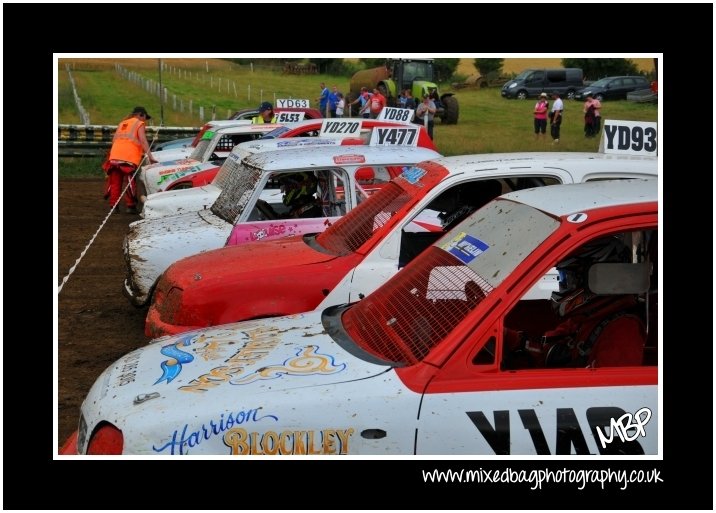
{"left": 501, "top": 68, "right": 584, "bottom": 100}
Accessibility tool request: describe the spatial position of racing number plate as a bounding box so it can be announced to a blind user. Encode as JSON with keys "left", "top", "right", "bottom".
{"left": 369, "top": 126, "right": 419, "bottom": 147}
{"left": 276, "top": 99, "right": 310, "bottom": 108}
{"left": 275, "top": 111, "right": 306, "bottom": 124}
{"left": 319, "top": 119, "right": 362, "bottom": 138}
{"left": 377, "top": 107, "right": 414, "bottom": 124}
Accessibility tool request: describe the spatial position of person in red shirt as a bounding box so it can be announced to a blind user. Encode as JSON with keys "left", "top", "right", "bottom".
{"left": 369, "top": 88, "right": 387, "bottom": 119}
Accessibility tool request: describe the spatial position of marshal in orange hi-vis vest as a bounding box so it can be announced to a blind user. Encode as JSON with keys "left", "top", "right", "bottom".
{"left": 109, "top": 117, "right": 145, "bottom": 166}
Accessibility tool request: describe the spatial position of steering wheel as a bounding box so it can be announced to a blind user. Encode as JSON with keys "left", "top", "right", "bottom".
{"left": 256, "top": 199, "right": 279, "bottom": 220}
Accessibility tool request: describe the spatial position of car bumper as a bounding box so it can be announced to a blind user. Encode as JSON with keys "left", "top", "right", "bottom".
{"left": 145, "top": 302, "right": 203, "bottom": 338}
{"left": 60, "top": 431, "right": 79, "bottom": 455}
{"left": 123, "top": 276, "right": 150, "bottom": 307}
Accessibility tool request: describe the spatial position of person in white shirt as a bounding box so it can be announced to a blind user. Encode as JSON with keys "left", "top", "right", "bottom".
{"left": 550, "top": 92, "right": 564, "bottom": 143}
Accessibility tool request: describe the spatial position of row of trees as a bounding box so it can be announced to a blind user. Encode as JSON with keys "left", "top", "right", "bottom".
{"left": 474, "top": 58, "right": 651, "bottom": 81}
{"left": 223, "top": 58, "right": 652, "bottom": 82}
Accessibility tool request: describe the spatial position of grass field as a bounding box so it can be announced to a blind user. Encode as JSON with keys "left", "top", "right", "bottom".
{"left": 58, "top": 58, "right": 658, "bottom": 177}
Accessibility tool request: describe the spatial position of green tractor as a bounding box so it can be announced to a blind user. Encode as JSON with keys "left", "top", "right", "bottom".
{"left": 349, "top": 58, "right": 459, "bottom": 124}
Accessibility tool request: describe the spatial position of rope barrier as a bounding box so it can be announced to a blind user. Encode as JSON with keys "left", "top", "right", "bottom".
{"left": 58, "top": 132, "right": 159, "bottom": 294}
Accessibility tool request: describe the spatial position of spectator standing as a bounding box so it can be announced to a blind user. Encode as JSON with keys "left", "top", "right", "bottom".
{"left": 550, "top": 92, "right": 564, "bottom": 144}
{"left": 404, "top": 89, "right": 416, "bottom": 111}
{"left": 328, "top": 85, "right": 340, "bottom": 118}
{"left": 429, "top": 89, "right": 443, "bottom": 109}
{"left": 335, "top": 93, "right": 345, "bottom": 117}
{"left": 533, "top": 92, "right": 549, "bottom": 140}
{"left": 349, "top": 87, "right": 372, "bottom": 118}
{"left": 415, "top": 94, "right": 437, "bottom": 139}
{"left": 369, "top": 88, "right": 387, "bottom": 119}
{"left": 397, "top": 89, "right": 407, "bottom": 108}
{"left": 102, "top": 106, "right": 156, "bottom": 214}
{"left": 582, "top": 94, "right": 602, "bottom": 137}
{"left": 317, "top": 82, "right": 329, "bottom": 117}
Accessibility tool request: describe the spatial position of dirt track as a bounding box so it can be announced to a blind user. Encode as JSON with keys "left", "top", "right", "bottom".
{"left": 58, "top": 178, "right": 151, "bottom": 446}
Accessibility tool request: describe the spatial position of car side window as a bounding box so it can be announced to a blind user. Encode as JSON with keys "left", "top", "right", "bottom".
{"left": 397, "top": 178, "right": 505, "bottom": 268}
{"left": 498, "top": 228, "right": 657, "bottom": 371}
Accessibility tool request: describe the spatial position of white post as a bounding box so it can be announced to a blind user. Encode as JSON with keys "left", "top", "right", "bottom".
{"left": 199, "top": 106, "right": 204, "bottom": 122}
{"left": 206, "top": 61, "right": 209, "bottom": 72}
{"left": 233, "top": 82, "right": 237, "bottom": 98}
{"left": 180, "top": 99, "right": 184, "bottom": 113}
{"left": 250, "top": 62, "right": 253, "bottom": 73}
{"left": 164, "top": 87, "right": 168, "bottom": 104}
{"left": 248, "top": 84, "right": 251, "bottom": 102}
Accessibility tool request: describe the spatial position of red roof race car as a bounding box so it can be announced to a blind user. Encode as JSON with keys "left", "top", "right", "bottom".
{"left": 145, "top": 152, "right": 656, "bottom": 337}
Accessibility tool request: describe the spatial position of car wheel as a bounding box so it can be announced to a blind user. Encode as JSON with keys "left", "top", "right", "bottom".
{"left": 595, "top": 93, "right": 604, "bottom": 102}
{"left": 566, "top": 89, "right": 576, "bottom": 100}
{"left": 516, "top": 90, "right": 528, "bottom": 100}
{"left": 441, "top": 95, "right": 459, "bottom": 124}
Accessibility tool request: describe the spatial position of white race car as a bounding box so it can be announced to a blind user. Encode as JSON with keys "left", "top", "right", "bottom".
{"left": 137, "top": 120, "right": 282, "bottom": 203}
{"left": 124, "top": 145, "right": 442, "bottom": 306}
{"left": 141, "top": 119, "right": 435, "bottom": 219}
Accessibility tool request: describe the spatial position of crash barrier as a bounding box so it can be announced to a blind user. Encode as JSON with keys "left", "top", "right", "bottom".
{"left": 58, "top": 125, "right": 200, "bottom": 157}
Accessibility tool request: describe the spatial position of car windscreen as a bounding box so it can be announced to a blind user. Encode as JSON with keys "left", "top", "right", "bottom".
{"left": 210, "top": 156, "right": 263, "bottom": 224}
{"left": 588, "top": 78, "right": 612, "bottom": 88}
{"left": 313, "top": 180, "right": 413, "bottom": 256}
{"left": 341, "top": 199, "right": 560, "bottom": 365}
{"left": 188, "top": 138, "right": 211, "bottom": 160}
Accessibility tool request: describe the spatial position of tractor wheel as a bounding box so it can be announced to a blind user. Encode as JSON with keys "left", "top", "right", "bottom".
{"left": 441, "top": 95, "right": 459, "bottom": 124}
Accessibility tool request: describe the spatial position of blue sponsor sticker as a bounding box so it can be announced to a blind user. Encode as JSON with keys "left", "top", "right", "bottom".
{"left": 400, "top": 166, "right": 426, "bottom": 185}
{"left": 442, "top": 232, "right": 489, "bottom": 264}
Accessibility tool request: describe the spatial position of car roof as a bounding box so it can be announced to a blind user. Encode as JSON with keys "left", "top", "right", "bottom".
{"left": 213, "top": 122, "right": 283, "bottom": 134}
{"left": 500, "top": 178, "right": 657, "bottom": 217}
{"left": 430, "top": 152, "right": 656, "bottom": 167}
{"left": 207, "top": 119, "right": 253, "bottom": 128}
{"left": 597, "top": 75, "right": 648, "bottom": 81}
{"left": 244, "top": 145, "right": 442, "bottom": 170}
{"left": 428, "top": 152, "right": 656, "bottom": 176}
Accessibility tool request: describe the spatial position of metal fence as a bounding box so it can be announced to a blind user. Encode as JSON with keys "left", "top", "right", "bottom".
{"left": 58, "top": 124, "right": 201, "bottom": 157}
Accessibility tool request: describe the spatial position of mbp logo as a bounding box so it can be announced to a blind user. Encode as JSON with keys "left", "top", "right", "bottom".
{"left": 595, "top": 407, "right": 652, "bottom": 450}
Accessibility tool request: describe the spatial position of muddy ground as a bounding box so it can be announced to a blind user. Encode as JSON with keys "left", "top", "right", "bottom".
{"left": 58, "top": 178, "right": 151, "bottom": 446}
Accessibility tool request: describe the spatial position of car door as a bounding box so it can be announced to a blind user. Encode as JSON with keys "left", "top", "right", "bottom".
{"left": 415, "top": 218, "right": 658, "bottom": 455}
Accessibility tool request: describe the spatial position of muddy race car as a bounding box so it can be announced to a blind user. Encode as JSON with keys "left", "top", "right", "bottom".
{"left": 142, "top": 120, "right": 436, "bottom": 219}
{"left": 61, "top": 178, "right": 658, "bottom": 455}
{"left": 124, "top": 145, "right": 442, "bottom": 306}
{"left": 152, "top": 106, "right": 323, "bottom": 155}
{"left": 144, "top": 152, "right": 657, "bottom": 337}
{"left": 137, "top": 121, "right": 282, "bottom": 202}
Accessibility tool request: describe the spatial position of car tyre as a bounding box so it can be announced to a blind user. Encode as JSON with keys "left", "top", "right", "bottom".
{"left": 516, "top": 90, "right": 528, "bottom": 100}
{"left": 566, "top": 89, "right": 576, "bottom": 100}
{"left": 595, "top": 93, "right": 604, "bottom": 102}
{"left": 441, "top": 95, "right": 459, "bottom": 124}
